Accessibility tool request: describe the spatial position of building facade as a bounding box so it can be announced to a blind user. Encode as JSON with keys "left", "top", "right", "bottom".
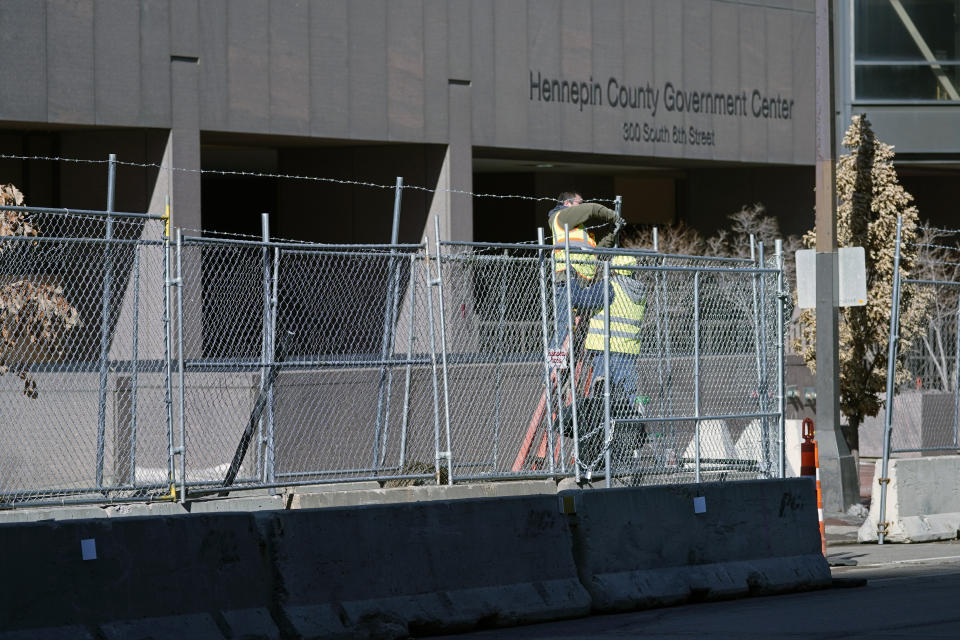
{"left": 0, "top": 1, "right": 955, "bottom": 243}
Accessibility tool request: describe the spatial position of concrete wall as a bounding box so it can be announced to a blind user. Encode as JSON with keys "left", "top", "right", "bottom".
{"left": 859, "top": 456, "right": 960, "bottom": 543}
{"left": 0, "top": 1, "right": 814, "bottom": 164}
{"left": 0, "top": 478, "right": 828, "bottom": 638}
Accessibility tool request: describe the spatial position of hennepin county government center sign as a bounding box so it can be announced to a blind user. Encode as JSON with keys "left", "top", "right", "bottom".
{"left": 529, "top": 70, "right": 795, "bottom": 146}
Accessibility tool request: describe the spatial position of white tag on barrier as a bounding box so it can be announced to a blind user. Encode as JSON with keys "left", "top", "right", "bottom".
{"left": 693, "top": 496, "right": 706, "bottom": 514}
{"left": 81, "top": 538, "right": 97, "bottom": 561}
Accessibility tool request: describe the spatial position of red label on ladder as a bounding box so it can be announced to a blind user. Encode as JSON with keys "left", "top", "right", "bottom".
{"left": 547, "top": 349, "right": 568, "bottom": 369}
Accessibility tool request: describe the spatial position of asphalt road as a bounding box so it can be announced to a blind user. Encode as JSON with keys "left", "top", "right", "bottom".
{"left": 431, "top": 541, "right": 960, "bottom": 640}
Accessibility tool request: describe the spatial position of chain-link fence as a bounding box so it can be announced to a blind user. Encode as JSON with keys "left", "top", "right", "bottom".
{"left": 0, "top": 204, "right": 171, "bottom": 505}
{"left": 441, "top": 238, "right": 786, "bottom": 488}
{"left": 882, "top": 220, "right": 960, "bottom": 457}
{"left": 0, "top": 205, "right": 787, "bottom": 507}
{"left": 876, "top": 218, "right": 960, "bottom": 542}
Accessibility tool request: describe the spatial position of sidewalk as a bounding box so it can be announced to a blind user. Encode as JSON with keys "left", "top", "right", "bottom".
{"left": 822, "top": 459, "right": 876, "bottom": 546}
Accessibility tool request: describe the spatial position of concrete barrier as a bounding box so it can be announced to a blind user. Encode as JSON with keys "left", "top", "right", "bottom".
{"left": 859, "top": 456, "right": 960, "bottom": 543}
{"left": 2, "top": 479, "right": 833, "bottom": 638}
{"left": 560, "top": 478, "right": 831, "bottom": 612}
{"left": 258, "top": 495, "right": 590, "bottom": 638}
{"left": 0, "top": 513, "right": 272, "bottom": 636}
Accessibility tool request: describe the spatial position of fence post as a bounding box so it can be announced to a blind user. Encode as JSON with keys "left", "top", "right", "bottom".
{"left": 259, "top": 213, "right": 272, "bottom": 485}
{"left": 758, "top": 242, "right": 771, "bottom": 474}
{"left": 492, "top": 249, "right": 508, "bottom": 471}
{"left": 602, "top": 259, "right": 612, "bottom": 487}
{"left": 537, "top": 227, "right": 556, "bottom": 474}
{"left": 563, "top": 225, "right": 581, "bottom": 483}
{"left": 163, "top": 198, "right": 176, "bottom": 498}
{"left": 268, "top": 234, "right": 280, "bottom": 487}
{"left": 879, "top": 214, "right": 904, "bottom": 544}
{"left": 776, "top": 239, "right": 787, "bottom": 478}
{"left": 551, "top": 243, "right": 567, "bottom": 473}
{"left": 660, "top": 255, "right": 675, "bottom": 462}
{"left": 693, "top": 270, "right": 701, "bottom": 484}
{"left": 750, "top": 236, "right": 763, "bottom": 463}
{"left": 175, "top": 228, "right": 187, "bottom": 502}
{"left": 95, "top": 153, "right": 116, "bottom": 489}
{"left": 398, "top": 251, "right": 418, "bottom": 470}
{"left": 373, "top": 177, "right": 404, "bottom": 470}
{"left": 128, "top": 242, "right": 141, "bottom": 486}
{"left": 433, "top": 217, "right": 453, "bottom": 485}
{"left": 423, "top": 239, "right": 443, "bottom": 484}
{"left": 952, "top": 284, "right": 960, "bottom": 449}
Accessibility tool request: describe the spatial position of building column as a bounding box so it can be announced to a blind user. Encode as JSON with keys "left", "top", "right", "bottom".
{"left": 151, "top": 0, "right": 201, "bottom": 232}
{"left": 426, "top": 80, "right": 473, "bottom": 243}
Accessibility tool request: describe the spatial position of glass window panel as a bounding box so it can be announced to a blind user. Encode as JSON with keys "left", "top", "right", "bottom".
{"left": 855, "top": 63, "right": 960, "bottom": 99}
{"left": 855, "top": 0, "right": 959, "bottom": 62}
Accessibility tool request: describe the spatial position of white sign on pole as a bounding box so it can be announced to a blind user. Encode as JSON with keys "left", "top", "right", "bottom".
{"left": 547, "top": 349, "right": 568, "bottom": 369}
{"left": 795, "top": 247, "right": 868, "bottom": 308}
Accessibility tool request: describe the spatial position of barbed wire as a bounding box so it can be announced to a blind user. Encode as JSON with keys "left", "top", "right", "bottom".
{"left": 907, "top": 241, "right": 960, "bottom": 253}
{"left": 917, "top": 224, "right": 960, "bottom": 237}
{"left": 0, "top": 153, "right": 618, "bottom": 205}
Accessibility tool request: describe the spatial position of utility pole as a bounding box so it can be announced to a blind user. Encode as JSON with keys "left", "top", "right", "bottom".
{"left": 815, "top": 0, "right": 859, "bottom": 515}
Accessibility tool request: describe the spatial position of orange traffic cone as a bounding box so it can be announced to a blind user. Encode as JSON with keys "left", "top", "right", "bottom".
{"left": 800, "top": 418, "right": 826, "bottom": 556}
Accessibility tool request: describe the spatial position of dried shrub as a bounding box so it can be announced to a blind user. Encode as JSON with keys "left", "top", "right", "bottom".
{"left": 0, "top": 184, "right": 80, "bottom": 397}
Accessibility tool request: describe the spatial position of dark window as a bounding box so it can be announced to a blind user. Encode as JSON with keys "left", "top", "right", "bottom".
{"left": 854, "top": 0, "right": 960, "bottom": 101}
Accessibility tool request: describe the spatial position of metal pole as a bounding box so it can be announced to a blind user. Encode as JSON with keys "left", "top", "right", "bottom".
{"left": 551, "top": 248, "right": 567, "bottom": 472}
{"left": 267, "top": 245, "right": 279, "bottom": 487}
{"left": 176, "top": 229, "right": 186, "bottom": 502}
{"left": 564, "top": 224, "right": 581, "bottom": 482}
{"left": 776, "top": 239, "right": 787, "bottom": 478}
{"left": 952, "top": 284, "right": 960, "bottom": 448}
{"left": 162, "top": 198, "right": 176, "bottom": 497}
{"left": 259, "top": 213, "right": 271, "bottom": 482}
{"left": 694, "top": 271, "right": 702, "bottom": 484}
{"left": 423, "top": 241, "right": 443, "bottom": 485}
{"left": 380, "top": 261, "right": 404, "bottom": 467}
{"left": 879, "top": 215, "right": 903, "bottom": 544}
{"left": 492, "top": 249, "right": 508, "bottom": 471}
{"left": 750, "top": 236, "right": 765, "bottom": 470}
{"left": 399, "top": 252, "right": 417, "bottom": 470}
{"left": 652, "top": 227, "right": 659, "bottom": 252}
{"left": 433, "top": 217, "right": 454, "bottom": 485}
{"left": 613, "top": 196, "right": 622, "bottom": 248}
{"left": 95, "top": 153, "right": 116, "bottom": 488}
{"left": 128, "top": 243, "right": 141, "bottom": 486}
{"left": 603, "top": 260, "right": 612, "bottom": 487}
{"left": 537, "top": 228, "right": 556, "bottom": 475}
{"left": 758, "top": 242, "right": 771, "bottom": 475}
{"left": 662, "top": 256, "right": 675, "bottom": 461}
{"left": 373, "top": 177, "right": 404, "bottom": 469}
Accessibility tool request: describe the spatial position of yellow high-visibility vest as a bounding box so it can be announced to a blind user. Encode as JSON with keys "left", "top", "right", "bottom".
{"left": 585, "top": 279, "right": 645, "bottom": 355}
{"left": 551, "top": 213, "right": 597, "bottom": 279}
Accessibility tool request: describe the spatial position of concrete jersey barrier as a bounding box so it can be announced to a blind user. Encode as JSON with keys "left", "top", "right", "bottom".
{"left": 256, "top": 496, "right": 591, "bottom": 638}
{"left": 859, "top": 456, "right": 960, "bottom": 543}
{"left": 1, "top": 479, "right": 830, "bottom": 638}
{"left": 560, "top": 478, "right": 831, "bottom": 611}
{"left": 0, "top": 513, "right": 271, "bottom": 637}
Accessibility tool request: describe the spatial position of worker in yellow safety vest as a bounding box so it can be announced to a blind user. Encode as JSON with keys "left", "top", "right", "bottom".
{"left": 584, "top": 254, "right": 646, "bottom": 414}
{"left": 547, "top": 191, "right": 621, "bottom": 347}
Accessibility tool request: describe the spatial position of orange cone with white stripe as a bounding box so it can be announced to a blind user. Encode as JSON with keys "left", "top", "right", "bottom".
{"left": 800, "top": 418, "right": 826, "bottom": 556}
{"left": 814, "top": 437, "right": 826, "bottom": 556}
